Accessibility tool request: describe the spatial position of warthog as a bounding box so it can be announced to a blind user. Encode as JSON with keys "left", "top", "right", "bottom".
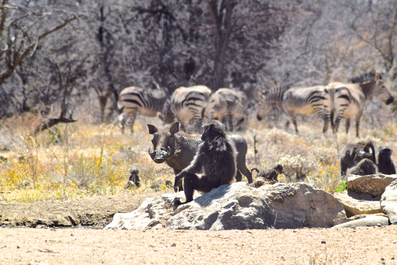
{"left": 147, "top": 122, "right": 252, "bottom": 191}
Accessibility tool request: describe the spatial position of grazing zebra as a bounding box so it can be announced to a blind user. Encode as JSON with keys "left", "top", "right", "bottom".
{"left": 203, "top": 88, "right": 248, "bottom": 131}
{"left": 118, "top": 86, "right": 169, "bottom": 134}
{"left": 162, "top": 85, "right": 212, "bottom": 133}
{"left": 257, "top": 85, "right": 329, "bottom": 133}
{"left": 326, "top": 71, "right": 394, "bottom": 138}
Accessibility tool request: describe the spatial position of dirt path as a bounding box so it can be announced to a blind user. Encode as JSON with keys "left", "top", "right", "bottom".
{"left": 1, "top": 192, "right": 397, "bottom": 264}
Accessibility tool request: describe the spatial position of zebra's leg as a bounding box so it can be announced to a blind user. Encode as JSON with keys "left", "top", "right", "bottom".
{"left": 322, "top": 115, "right": 329, "bottom": 133}
{"left": 345, "top": 118, "right": 351, "bottom": 135}
{"left": 333, "top": 114, "right": 343, "bottom": 134}
{"left": 286, "top": 111, "right": 298, "bottom": 133}
{"left": 291, "top": 116, "right": 299, "bottom": 133}
{"left": 129, "top": 111, "right": 138, "bottom": 134}
{"left": 120, "top": 113, "right": 126, "bottom": 134}
{"left": 355, "top": 112, "right": 363, "bottom": 138}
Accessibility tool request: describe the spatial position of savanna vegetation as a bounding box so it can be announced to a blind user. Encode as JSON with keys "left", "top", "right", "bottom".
{"left": 1, "top": 111, "right": 396, "bottom": 203}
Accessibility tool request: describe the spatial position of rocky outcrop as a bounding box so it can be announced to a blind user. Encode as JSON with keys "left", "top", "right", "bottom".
{"left": 334, "top": 174, "right": 397, "bottom": 227}
{"left": 105, "top": 182, "right": 346, "bottom": 230}
{"left": 381, "top": 180, "right": 397, "bottom": 224}
{"left": 334, "top": 191, "right": 382, "bottom": 217}
{"left": 347, "top": 174, "right": 397, "bottom": 197}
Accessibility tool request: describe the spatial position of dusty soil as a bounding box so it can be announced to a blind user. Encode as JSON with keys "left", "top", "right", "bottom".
{"left": 1, "top": 191, "right": 397, "bottom": 265}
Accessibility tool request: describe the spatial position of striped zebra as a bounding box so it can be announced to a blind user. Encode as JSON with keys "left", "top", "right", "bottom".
{"left": 257, "top": 85, "right": 329, "bottom": 133}
{"left": 325, "top": 71, "right": 394, "bottom": 138}
{"left": 202, "top": 88, "right": 248, "bottom": 131}
{"left": 118, "top": 86, "right": 169, "bottom": 134}
{"left": 163, "top": 85, "right": 212, "bottom": 133}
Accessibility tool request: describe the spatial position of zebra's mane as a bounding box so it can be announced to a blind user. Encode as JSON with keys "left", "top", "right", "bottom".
{"left": 351, "top": 71, "right": 380, "bottom": 84}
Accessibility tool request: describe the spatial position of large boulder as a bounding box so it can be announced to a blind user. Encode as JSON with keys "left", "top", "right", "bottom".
{"left": 105, "top": 182, "right": 346, "bottom": 230}
{"left": 347, "top": 174, "right": 397, "bottom": 197}
{"left": 381, "top": 180, "right": 397, "bottom": 224}
{"left": 334, "top": 191, "right": 382, "bottom": 217}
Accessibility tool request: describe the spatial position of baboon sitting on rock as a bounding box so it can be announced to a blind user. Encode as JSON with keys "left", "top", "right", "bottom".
{"left": 346, "top": 158, "right": 377, "bottom": 176}
{"left": 173, "top": 120, "right": 237, "bottom": 208}
{"left": 251, "top": 164, "right": 283, "bottom": 188}
{"left": 340, "top": 141, "right": 376, "bottom": 176}
{"left": 377, "top": 145, "right": 396, "bottom": 175}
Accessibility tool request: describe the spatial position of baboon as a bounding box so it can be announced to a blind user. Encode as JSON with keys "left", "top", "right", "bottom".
{"left": 173, "top": 120, "right": 237, "bottom": 207}
{"left": 250, "top": 164, "right": 283, "bottom": 188}
{"left": 346, "top": 158, "right": 377, "bottom": 176}
{"left": 252, "top": 164, "right": 283, "bottom": 182}
{"left": 377, "top": 146, "right": 396, "bottom": 174}
{"left": 340, "top": 141, "right": 376, "bottom": 176}
{"left": 124, "top": 168, "right": 141, "bottom": 189}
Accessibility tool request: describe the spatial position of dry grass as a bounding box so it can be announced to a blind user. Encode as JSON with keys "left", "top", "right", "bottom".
{"left": 1, "top": 113, "right": 397, "bottom": 203}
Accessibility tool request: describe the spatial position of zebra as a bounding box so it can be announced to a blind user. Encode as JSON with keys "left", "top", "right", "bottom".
{"left": 117, "top": 86, "right": 169, "bottom": 134}
{"left": 325, "top": 71, "right": 394, "bottom": 138}
{"left": 202, "top": 88, "right": 248, "bottom": 131}
{"left": 162, "top": 85, "right": 212, "bottom": 133}
{"left": 257, "top": 85, "right": 329, "bottom": 133}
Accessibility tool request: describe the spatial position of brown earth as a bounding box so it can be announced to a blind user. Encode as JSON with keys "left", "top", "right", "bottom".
{"left": 1, "top": 191, "right": 397, "bottom": 264}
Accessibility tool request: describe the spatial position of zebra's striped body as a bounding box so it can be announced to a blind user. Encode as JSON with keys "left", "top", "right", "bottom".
{"left": 257, "top": 85, "right": 329, "bottom": 133}
{"left": 163, "top": 85, "right": 212, "bottom": 133}
{"left": 203, "top": 88, "right": 248, "bottom": 131}
{"left": 325, "top": 72, "right": 394, "bottom": 137}
{"left": 118, "top": 86, "right": 169, "bottom": 134}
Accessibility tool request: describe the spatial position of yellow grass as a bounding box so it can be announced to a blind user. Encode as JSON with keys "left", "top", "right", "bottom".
{"left": 1, "top": 114, "right": 397, "bottom": 203}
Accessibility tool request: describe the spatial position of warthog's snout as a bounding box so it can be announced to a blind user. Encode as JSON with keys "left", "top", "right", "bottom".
{"left": 386, "top": 96, "right": 394, "bottom": 105}
{"left": 149, "top": 147, "right": 171, "bottom": 163}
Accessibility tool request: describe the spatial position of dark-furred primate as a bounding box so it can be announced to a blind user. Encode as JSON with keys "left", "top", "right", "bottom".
{"left": 377, "top": 145, "right": 396, "bottom": 175}
{"left": 173, "top": 120, "right": 237, "bottom": 207}
{"left": 252, "top": 164, "right": 283, "bottom": 182}
{"left": 346, "top": 158, "right": 377, "bottom": 176}
{"left": 340, "top": 141, "right": 376, "bottom": 176}
{"left": 124, "top": 168, "right": 141, "bottom": 189}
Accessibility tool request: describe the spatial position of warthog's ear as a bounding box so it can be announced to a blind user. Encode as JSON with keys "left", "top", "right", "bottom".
{"left": 147, "top": 124, "right": 158, "bottom": 134}
{"left": 170, "top": 122, "right": 179, "bottom": 134}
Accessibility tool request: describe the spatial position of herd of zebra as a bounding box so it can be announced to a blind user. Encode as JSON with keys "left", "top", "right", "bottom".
{"left": 117, "top": 71, "right": 394, "bottom": 137}
{"left": 117, "top": 85, "right": 248, "bottom": 134}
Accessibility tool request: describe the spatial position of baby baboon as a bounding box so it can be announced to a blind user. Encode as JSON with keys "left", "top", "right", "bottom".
{"left": 377, "top": 145, "right": 396, "bottom": 175}
{"left": 346, "top": 158, "right": 377, "bottom": 176}
{"left": 173, "top": 120, "right": 237, "bottom": 207}
{"left": 252, "top": 164, "right": 283, "bottom": 182}
{"left": 340, "top": 141, "right": 376, "bottom": 176}
{"left": 124, "top": 168, "right": 141, "bottom": 189}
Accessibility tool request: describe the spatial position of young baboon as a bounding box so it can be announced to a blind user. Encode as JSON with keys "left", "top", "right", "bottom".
{"left": 346, "top": 158, "right": 377, "bottom": 176}
{"left": 340, "top": 141, "right": 376, "bottom": 176}
{"left": 377, "top": 145, "right": 396, "bottom": 175}
{"left": 173, "top": 120, "right": 237, "bottom": 207}
{"left": 250, "top": 164, "right": 283, "bottom": 188}
{"left": 124, "top": 168, "right": 141, "bottom": 189}
{"left": 252, "top": 164, "right": 283, "bottom": 182}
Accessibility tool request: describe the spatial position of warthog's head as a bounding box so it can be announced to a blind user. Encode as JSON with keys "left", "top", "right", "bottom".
{"left": 147, "top": 122, "right": 179, "bottom": 163}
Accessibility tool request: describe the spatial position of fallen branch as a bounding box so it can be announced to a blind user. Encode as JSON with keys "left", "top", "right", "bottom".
{"left": 30, "top": 116, "right": 77, "bottom": 136}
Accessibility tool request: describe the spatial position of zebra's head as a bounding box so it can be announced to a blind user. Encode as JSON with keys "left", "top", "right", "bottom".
{"left": 360, "top": 72, "right": 394, "bottom": 105}
{"left": 256, "top": 91, "right": 272, "bottom": 121}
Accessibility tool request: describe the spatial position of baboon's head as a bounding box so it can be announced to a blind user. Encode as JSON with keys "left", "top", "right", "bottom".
{"left": 378, "top": 146, "right": 393, "bottom": 162}
{"left": 201, "top": 120, "right": 226, "bottom": 141}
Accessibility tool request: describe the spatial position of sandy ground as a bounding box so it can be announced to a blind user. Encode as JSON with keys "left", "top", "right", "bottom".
{"left": 1, "top": 191, "right": 397, "bottom": 264}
